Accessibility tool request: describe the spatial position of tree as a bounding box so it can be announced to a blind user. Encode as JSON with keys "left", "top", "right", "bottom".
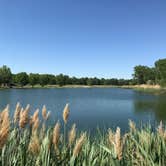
{"left": 56, "top": 74, "right": 65, "bottom": 86}
{"left": 39, "top": 74, "right": 50, "bottom": 87}
{"left": 29, "top": 73, "right": 40, "bottom": 87}
{"left": 14, "top": 72, "right": 29, "bottom": 87}
{"left": 133, "top": 65, "right": 156, "bottom": 84}
{"left": 0, "top": 65, "right": 12, "bottom": 87}
{"left": 155, "top": 59, "right": 166, "bottom": 86}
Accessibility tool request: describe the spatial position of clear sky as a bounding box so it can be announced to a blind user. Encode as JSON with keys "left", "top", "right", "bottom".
{"left": 0, "top": 0, "right": 166, "bottom": 78}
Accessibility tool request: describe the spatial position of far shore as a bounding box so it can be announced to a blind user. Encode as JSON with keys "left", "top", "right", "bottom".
{"left": 0, "top": 84, "right": 166, "bottom": 95}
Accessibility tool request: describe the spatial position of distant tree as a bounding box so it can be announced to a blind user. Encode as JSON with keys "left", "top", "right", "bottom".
{"left": 29, "top": 73, "right": 40, "bottom": 87}
{"left": 14, "top": 72, "right": 29, "bottom": 87}
{"left": 0, "top": 65, "right": 12, "bottom": 87}
{"left": 56, "top": 74, "right": 66, "bottom": 86}
{"left": 39, "top": 74, "right": 49, "bottom": 87}
{"left": 155, "top": 58, "right": 166, "bottom": 86}
{"left": 133, "top": 65, "right": 156, "bottom": 84}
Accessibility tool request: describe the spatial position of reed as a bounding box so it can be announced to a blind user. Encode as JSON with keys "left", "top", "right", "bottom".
{"left": 0, "top": 105, "right": 10, "bottom": 149}
{"left": 73, "top": 132, "right": 86, "bottom": 157}
{"left": 63, "top": 103, "right": 69, "bottom": 124}
{"left": 13, "top": 102, "right": 21, "bottom": 124}
{"left": 52, "top": 121, "right": 60, "bottom": 151}
{"left": 0, "top": 102, "right": 166, "bottom": 166}
{"left": 28, "top": 132, "right": 40, "bottom": 155}
{"left": 19, "top": 104, "right": 30, "bottom": 128}
{"left": 68, "top": 124, "right": 76, "bottom": 147}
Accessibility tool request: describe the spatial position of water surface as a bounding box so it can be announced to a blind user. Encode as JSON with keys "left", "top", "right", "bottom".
{"left": 0, "top": 88, "right": 166, "bottom": 132}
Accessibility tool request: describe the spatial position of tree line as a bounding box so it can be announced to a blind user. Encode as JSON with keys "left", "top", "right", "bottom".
{"left": 0, "top": 58, "right": 165, "bottom": 87}
{"left": 0, "top": 66, "right": 131, "bottom": 87}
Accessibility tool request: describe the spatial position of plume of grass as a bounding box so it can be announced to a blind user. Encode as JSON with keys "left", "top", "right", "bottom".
{"left": 68, "top": 124, "right": 76, "bottom": 147}
{"left": 42, "top": 105, "right": 47, "bottom": 120}
{"left": 0, "top": 104, "right": 10, "bottom": 124}
{"left": 40, "top": 123, "right": 46, "bottom": 139}
{"left": 19, "top": 104, "right": 30, "bottom": 128}
{"left": 108, "top": 128, "right": 114, "bottom": 146}
{"left": 28, "top": 133, "right": 40, "bottom": 155}
{"left": 13, "top": 102, "right": 21, "bottom": 124}
{"left": 30, "top": 109, "right": 39, "bottom": 126}
{"left": 52, "top": 121, "right": 60, "bottom": 151}
{"left": 32, "top": 117, "right": 40, "bottom": 134}
{"left": 157, "top": 121, "right": 164, "bottom": 136}
{"left": 63, "top": 103, "right": 69, "bottom": 124}
{"left": 0, "top": 106, "right": 10, "bottom": 149}
{"left": 73, "top": 132, "right": 86, "bottom": 157}
{"left": 114, "top": 127, "right": 123, "bottom": 160}
{"left": 129, "top": 119, "right": 136, "bottom": 133}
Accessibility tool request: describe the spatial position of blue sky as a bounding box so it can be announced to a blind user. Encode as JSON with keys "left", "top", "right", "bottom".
{"left": 0, "top": 0, "right": 166, "bottom": 78}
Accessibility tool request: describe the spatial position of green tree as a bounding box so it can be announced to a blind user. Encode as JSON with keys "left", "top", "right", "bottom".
{"left": 29, "top": 73, "right": 40, "bottom": 87}
{"left": 39, "top": 74, "right": 49, "bottom": 87}
{"left": 155, "top": 59, "right": 166, "bottom": 86}
{"left": 56, "top": 74, "right": 65, "bottom": 86}
{"left": 0, "top": 65, "right": 12, "bottom": 87}
{"left": 14, "top": 72, "right": 29, "bottom": 87}
{"left": 133, "top": 65, "right": 155, "bottom": 84}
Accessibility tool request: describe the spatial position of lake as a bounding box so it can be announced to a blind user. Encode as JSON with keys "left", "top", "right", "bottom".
{"left": 0, "top": 88, "right": 166, "bottom": 133}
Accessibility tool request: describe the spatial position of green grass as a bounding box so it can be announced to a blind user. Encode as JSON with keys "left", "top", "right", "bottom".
{"left": 1, "top": 105, "right": 166, "bottom": 165}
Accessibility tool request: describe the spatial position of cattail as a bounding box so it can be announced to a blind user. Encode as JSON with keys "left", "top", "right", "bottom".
{"left": 14, "top": 102, "right": 21, "bottom": 124}
{"left": 129, "top": 120, "right": 136, "bottom": 132}
{"left": 42, "top": 105, "right": 47, "bottom": 120}
{"left": 63, "top": 104, "right": 69, "bottom": 124}
{"left": 52, "top": 121, "right": 60, "bottom": 151}
{"left": 68, "top": 124, "right": 76, "bottom": 147}
{"left": 73, "top": 132, "right": 86, "bottom": 157}
{"left": 0, "top": 107, "right": 10, "bottom": 149}
{"left": 157, "top": 121, "right": 164, "bottom": 136}
{"left": 28, "top": 133, "right": 40, "bottom": 155}
{"left": 114, "top": 127, "right": 123, "bottom": 160}
{"left": 19, "top": 104, "right": 30, "bottom": 128}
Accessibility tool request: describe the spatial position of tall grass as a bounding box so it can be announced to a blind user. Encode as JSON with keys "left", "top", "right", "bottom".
{"left": 0, "top": 103, "right": 166, "bottom": 165}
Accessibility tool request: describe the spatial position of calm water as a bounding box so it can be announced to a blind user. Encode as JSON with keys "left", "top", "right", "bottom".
{"left": 0, "top": 88, "right": 166, "bottom": 132}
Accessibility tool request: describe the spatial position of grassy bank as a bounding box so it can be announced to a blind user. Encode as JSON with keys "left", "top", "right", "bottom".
{"left": 121, "top": 84, "right": 166, "bottom": 95}
{"left": 1, "top": 103, "right": 166, "bottom": 165}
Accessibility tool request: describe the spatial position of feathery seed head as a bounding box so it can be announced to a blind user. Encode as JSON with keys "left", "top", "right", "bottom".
{"left": 114, "top": 127, "right": 123, "bottom": 160}
{"left": 28, "top": 133, "right": 40, "bottom": 155}
{"left": 32, "top": 117, "right": 40, "bottom": 134}
{"left": 157, "top": 121, "right": 164, "bottom": 136}
{"left": 19, "top": 105, "right": 30, "bottom": 128}
{"left": 42, "top": 105, "right": 47, "bottom": 120}
{"left": 63, "top": 103, "right": 69, "bottom": 124}
{"left": 0, "top": 108, "right": 10, "bottom": 149}
{"left": 52, "top": 121, "right": 61, "bottom": 151}
{"left": 73, "top": 132, "right": 86, "bottom": 157}
{"left": 68, "top": 124, "right": 76, "bottom": 147}
{"left": 129, "top": 120, "right": 136, "bottom": 132}
{"left": 108, "top": 129, "right": 114, "bottom": 146}
{"left": 14, "top": 102, "right": 21, "bottom": 124}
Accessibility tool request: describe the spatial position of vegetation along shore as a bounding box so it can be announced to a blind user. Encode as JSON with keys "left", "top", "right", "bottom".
{"left": 0, "top": 58, "right": 166, "bottom": 89}
{"left": 0, "top": 103, "right": 166, "bottom": 165}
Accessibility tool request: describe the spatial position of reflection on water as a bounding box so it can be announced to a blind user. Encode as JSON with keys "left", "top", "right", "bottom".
{"left": 134, "top": 94, "right": 166, "bottom": 122}
{"left": 0, "top": 88, "right": 165, "bottom": 132}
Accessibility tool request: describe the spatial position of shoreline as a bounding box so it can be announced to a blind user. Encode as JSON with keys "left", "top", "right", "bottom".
{"left": 0, "top": 84, "right": 166, "bottom": 95}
